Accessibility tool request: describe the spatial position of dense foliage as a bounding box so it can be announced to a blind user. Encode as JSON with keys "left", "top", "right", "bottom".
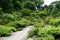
{"left": 0, "top": 25, "right": 16, "bottom": 36}
{"left": 0, "top": 0, "right": 60, "bottom": 40}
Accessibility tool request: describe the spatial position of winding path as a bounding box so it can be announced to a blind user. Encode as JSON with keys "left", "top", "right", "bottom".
{"left": 0, "top": 26, "right": 34, "bottom": 40}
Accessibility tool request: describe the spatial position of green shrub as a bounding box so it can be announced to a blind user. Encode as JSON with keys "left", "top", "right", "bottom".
{"left": 28, "top": 26, "right": 60, "bottom": 40}
{"left": 6, "top": 21, "right": 25, "bottom": 28}
{"left": 24, "top": 1, "right": 36, "bottom": 10}
{"left": 29, "top": 17, "right": 41, "bottom": 23}
{"left": 28, "top": 28, "right": 37, "bottom": 37}
{"left": 19, "top": 18, "right": 33, "bottom": 26}
{"left": 0, "top": 25, "right": 16, "bottom": 36}
{"left": 51, "top": 12, "right": 60, "bottom": 17}
{"left": 6, "top": 18, "right": 32, "bottom": 30}
{"left": 34, "top": 22, "right": 45, "bottom": 27}
{"left": 28, "top": 17, "right": 37, "bottom": 22}
{"left": 12, "top": 12, "right": 22, "bottom": 20}
{"left": 49, "top": 17, "right": 60, "bottom": 26}
{"left": 6, "top": 21, "right": 25, "bottom": 31}
{"left": 48, "top": 27, "right": 60, "bottom": 39}
{"left": 0, "top": 14, "right": 16, "bottom": 25}
{"left": 38, "top": 27, "right": 60, "bottom": 39}
{"left": 31, "top": 10, "right": 48, "bottom": 18}
{"left": 22, "top": 16, "right": 31, "bottom": 20}
{"left": 14, "top": 1, "right": 22, "bottom": 11}
{"left": 34, "top": 35, "right": 55, "bottom": 40}
{"left": 2, "top": 14, "right": 16, "bottom": 21}
{"left": 37, "top": 28, "right": 49, "bottom": 37}
{"left": 21, "top": 8, "right": 32, "bottom": 16}
{"left": 37, "top": 27, "right": 60, "bottom": 36}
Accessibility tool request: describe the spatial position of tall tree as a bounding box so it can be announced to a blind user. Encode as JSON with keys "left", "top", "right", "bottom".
{"left": 24, "top": 0, "right": 44, "bottom": 10}
{"left": 0, "top": 0, "right": 14, "bottom": 12}
{"left": 49, "top": 1, "right": 60, "bottom": 11}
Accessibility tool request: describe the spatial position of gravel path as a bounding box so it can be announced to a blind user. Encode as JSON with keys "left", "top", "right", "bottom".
{"left": 0, "top": 26, "right": 34, "bottom": 40}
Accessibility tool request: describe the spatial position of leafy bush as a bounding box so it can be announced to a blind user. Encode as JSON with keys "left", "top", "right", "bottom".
{"left": 19, "top": 18, "right": 33, "bottom": 26}
{"left": 34, "top": 35, "right": 55, "bottom": 40}
{"left": 0, "top": 25, "right": 16, "bottom": 36}
{"left": 14, "top": 1, "right": 22, "bottom": 11}
{"left": 6, "top": 18, "right": 32, "bottom": 30}
{"left": 2, "top": 14, "right": 16, "bottom": 21}
{"left": 6, "top": 21, "right": 23, "bottom": 31}
{"left": 21, "top": 8, "right": 32, "bottom": 16}
{"left": 37, "top": 28, "right": 48, "bottom": 37}
{"left": 6, "top": 21, "right": 25, "bottom": 30}
{"left": 38, "top": 27, "right": 60, "bottom": 36}
{"left": 28, "top": 17, "right": 37, "bottom": 22}
{"left": 11, "top": 12, "right": 22, "bottom": 20}
{"left": 28, "top": 28, "right": 37, "bottom": 37}
{"left": 28, "top": 26, "right": 60, "bottom": 40}
{"left": 52, "top": 12, "right": 60, "bottom": 17}
{"left": 34, "top": 22, "right": 45, "bottom": 27}
{"left": 38, "top": 27, "right": 60, "bottom": 39}
{"left": 24, "top": 1, "right": 36, "bottom": 10}
{"left": 23, "top": 16, "right": 31, "bottom": 20}
{"left": 48, "top": 27, "right": 60, "bottom": 40}
{"left": 49, "top": 17, "right": 60, "bottom": 26}
{"left": 31, "top": 10, "right": 48, "bottom": 18}
{"left": 0, "top": 14, "right": 16, "bottom": 25}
